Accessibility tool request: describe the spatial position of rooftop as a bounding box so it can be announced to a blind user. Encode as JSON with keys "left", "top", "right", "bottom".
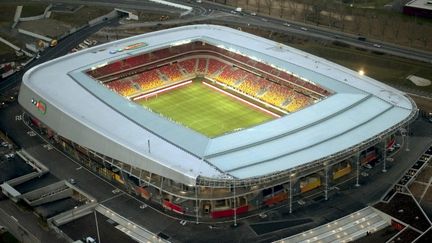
{"left": 406, "top": 0, "right": 432, "bottom": 10}
{"left": 20, "top": 25, "right": 416, "bottom": 185}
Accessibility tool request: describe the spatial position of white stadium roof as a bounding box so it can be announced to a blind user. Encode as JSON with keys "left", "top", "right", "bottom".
{"left": 19, "top": 25, "right": 416, "bottom": 185}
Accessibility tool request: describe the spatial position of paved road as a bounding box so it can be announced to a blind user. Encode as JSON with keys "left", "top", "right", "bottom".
{"left": 0, "top": 199, "right": 68, "bottom": 243}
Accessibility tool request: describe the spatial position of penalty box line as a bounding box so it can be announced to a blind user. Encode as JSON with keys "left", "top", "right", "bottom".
{"left": 202, "top": 82, "right": 281, "bottom": 118}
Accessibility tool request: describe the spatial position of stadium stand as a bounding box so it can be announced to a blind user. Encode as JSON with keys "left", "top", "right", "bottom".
{"left": 260, "top": 83, "right": 295, "bottom": 107}
{"left": 178, "top": 59, "right": 197, "bottom": 74}
{"left": 214, "top": 66, "right": 249, "bottom": 86}
{"left": 96, "top": 44, "right": 319, "bottom": 110}
{"left": 133, "top": 69, "right": 164, "bottom": 91}
{"left": 197, "top": 58, "right": 207, "bottom": 74}
{"left": 158, "top": 64, "right": 183, "bottom": 82}
{"left": 207, "top": 58, "right": 226, "bottom": 76}
{"left": 286, "top": 92, "right": 312, "bottom": 112}
{"left": 237, "top": 76, "right": 267, "bottom": 96}
{"left": 106, "top": 79, "right": 138, "bottom": 96}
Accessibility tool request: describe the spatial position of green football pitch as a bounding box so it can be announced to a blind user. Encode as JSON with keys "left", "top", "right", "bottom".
{"left": 136, "top": 81, "right": 275, "bottom": 137}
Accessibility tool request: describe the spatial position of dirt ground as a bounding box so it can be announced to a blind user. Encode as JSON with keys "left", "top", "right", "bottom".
{"left": 50, "top": 6, "right": 113, "bottom": 28}
{"left": 0, "top": 3, "right": 114, "bottom": 61}
{"left": 411, "top": 96, "right": 432, "bottom": 113}
{"left": 18, "top": 19, "right": 72, "bottom": 39}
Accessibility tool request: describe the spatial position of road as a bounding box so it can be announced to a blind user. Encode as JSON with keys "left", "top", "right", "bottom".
{"left": 0, "top": 199, "right": 68, "bottom": 243}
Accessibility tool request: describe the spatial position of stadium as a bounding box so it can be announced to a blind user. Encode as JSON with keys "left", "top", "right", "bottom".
{"left": 18, "top": 25, "right": 418, "bottom": 221}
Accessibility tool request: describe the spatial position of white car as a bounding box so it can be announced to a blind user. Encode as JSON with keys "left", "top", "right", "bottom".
{"left": 363, "top": 164, "right": 373, "bottom": 169}
{"left": 250, "top": 12, "right": 257, "bottom": 16}
{"left": 373, "top": 44, "right": 381, "bottom": 48}
{"left": 300, "top": 27, "right": 308, "bottom": 31}
{"left": 283, "top": 23, "right": 290, "bottom": 27}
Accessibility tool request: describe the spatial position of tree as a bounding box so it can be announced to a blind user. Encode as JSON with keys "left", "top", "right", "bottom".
{"left": 311, "top": 3, "right": 322, "bottom": 26}
{"left": 279, "top": 0, "right": 285, "bottom": 18}
{"left": 263, "top": 0, "right": 273, "bottom": 15}
{"left": 286, "top": 0, "right": 297, "bottom": 20}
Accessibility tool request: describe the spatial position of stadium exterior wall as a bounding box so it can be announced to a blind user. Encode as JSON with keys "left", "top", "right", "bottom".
{"left": 18, "top": 107, "right": 416, "bottom": 221}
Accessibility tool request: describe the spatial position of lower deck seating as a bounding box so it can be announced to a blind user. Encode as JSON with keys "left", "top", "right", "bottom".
{"left": 237, "top": 76, "right": 267, "bottom": 96}
{"left": 286, "top": 92, "right": 312, "bottom": 112}
{"left": 106, "top": 79, "right": 137, "bottom": 96}
{"left": 260, "top": 83, "right": 294, "bottom": 107}
{"left": 214, "top": 66, "right": 249, "bottom": 86}
{"left": 133, "top": 69, "right": 164, "bottom": 91}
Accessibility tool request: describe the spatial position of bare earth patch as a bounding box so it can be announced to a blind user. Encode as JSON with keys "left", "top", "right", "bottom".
{"left": 18, "top": 18, "right": 72, "bottom": 38}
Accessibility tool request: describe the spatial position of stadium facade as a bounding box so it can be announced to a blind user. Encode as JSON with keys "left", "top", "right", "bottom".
{"left": 18, "top": 25, "right": 417, "bottom": 220}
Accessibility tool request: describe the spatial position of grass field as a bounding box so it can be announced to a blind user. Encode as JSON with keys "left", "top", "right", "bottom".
{"left": 136, "top": 81, "right": 274, "bottom": 137}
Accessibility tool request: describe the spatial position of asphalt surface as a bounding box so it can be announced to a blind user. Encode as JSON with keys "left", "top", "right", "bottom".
{"left": 60, "top": 211, "right": 136, "bottom": 243}
{"left": 0, "top": 199, "right": 68, "bottom": 243}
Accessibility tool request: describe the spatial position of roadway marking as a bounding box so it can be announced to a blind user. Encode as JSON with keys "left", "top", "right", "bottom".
{"left": 419, "top": 177, "right": 432, "bottom": 203}
{"left": 99, "top": 192, "right": 125, "bottom": 204}
{"left": 43, "top": 144, "right": 53, "bottom": 150}
{"left": 26, "top": 131, "right": 36, "bottom": 137}
{"left": 15, "top": 115, "right": 22, "bottom": 121}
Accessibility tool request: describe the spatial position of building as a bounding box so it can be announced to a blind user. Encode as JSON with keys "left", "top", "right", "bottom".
{"left": 18, "top": 25, "right": 417, "bottom": 222}
{"left": 404, "top": 0, "right": 432, "bottom": 18}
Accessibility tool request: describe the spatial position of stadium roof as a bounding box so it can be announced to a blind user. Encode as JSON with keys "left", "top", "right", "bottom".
{"left": 406, "top": 0, "right": 432, "bottom": 10}
{"left": 19, "top": 25, "right": 416, "bottom": 185}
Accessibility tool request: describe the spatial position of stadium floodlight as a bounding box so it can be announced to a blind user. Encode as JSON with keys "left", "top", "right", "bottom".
{"left": 358, "top": 70, "right": 365, "bottom": 76}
